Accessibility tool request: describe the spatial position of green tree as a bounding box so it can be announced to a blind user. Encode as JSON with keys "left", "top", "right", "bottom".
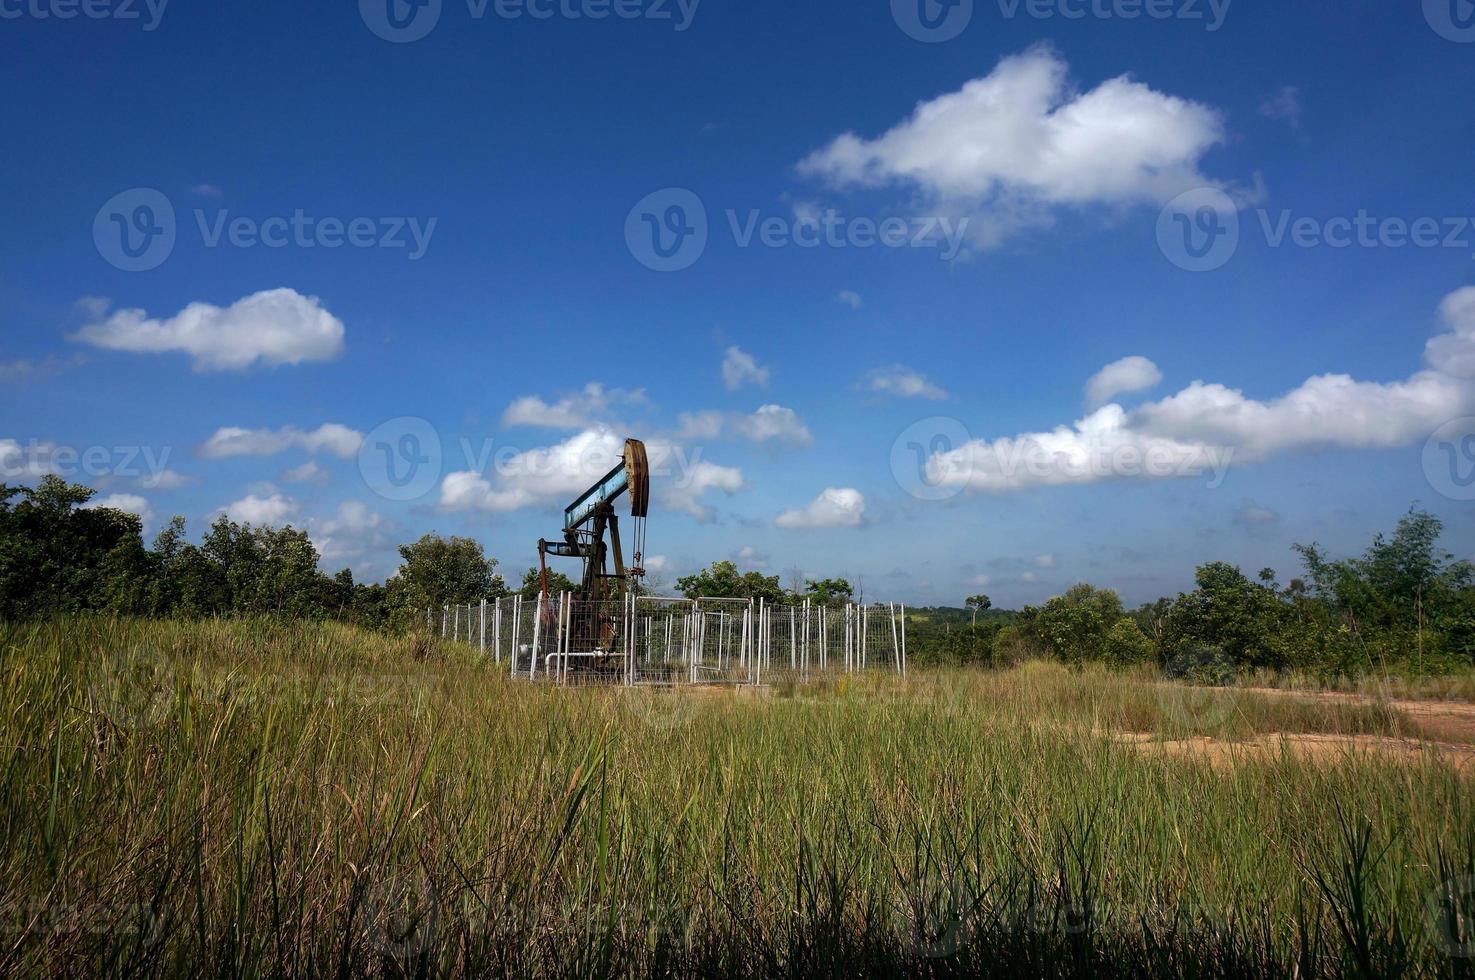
{"left": 390, "top": 533, "right": 504, "bottom": 610}
{"left": 966, "top": 593, "right": 992, "bottom": 626}
{"left": 677, "top": 561, "right": 786, "bottom": 603}
{"left": 1022, "top": 583, "right": 1125, "bottom": 666}
{"left": 518, "top": 566, "right": 577, "bottom": 599}
{"left": 1104, "top": 618, "right": 1155, "bottom": 668}
{"left": 804, "top": 577, "right": 854, "bottom": 606}
{"left": 1164, "top": 562, "right": 1292, "bottom": 671}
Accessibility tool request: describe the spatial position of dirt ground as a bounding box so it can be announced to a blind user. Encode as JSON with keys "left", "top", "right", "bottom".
{"left": 1123, "top": 685, "right": 1475, "bottom": 769}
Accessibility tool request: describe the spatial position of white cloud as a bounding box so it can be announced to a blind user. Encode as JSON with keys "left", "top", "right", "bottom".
{"left": 674, "top": 405, "right": 813, "bottom": 448}
{"left": 74, "top": 296, "right": 111, "bottom": 318}
{"left": 836, "top": 290, "right": 863, "bottom": 310}
{"left": 722, "top": 346, "right": 769, "bottom": 391}
{"left": 927, "top": 289, "right": 1475, "bottom": 494}
{"left": 201, "top": 423, "right": 363, "bottom": 460}
{"left": 967, "top": 574, "right": 992, "bottom": 588}
{"left": 310, "top": 501, "right": 393, "bottom": 567}
{"left": 799, "top": 45, "right": 1230, "bottom": 248}
{"left": 1033, "top": 554, "right": 1058, "bottom": 569}
{"left": 674, "top": 411, "right": 726, "bottom": 441}
{"left": 1235, "top": 504, "right": 1280, "bottom": 527}
{"left": 70, "top": 288, "right": 345, "bottom": 371}
{"left": 439, "top": 428, "right": 628, "bottom": 514}
{"left": 732, "top": 405, "right": 813, "bottom": 447}
{"left": 643, "top": 555, "right": 671, "bottom": 574}
{"left": 137, "top": 469, "right": 193, "bottom": 491}
{"left": 501, "top": 383, "right": 647, "bottom": 429}
{"left": 1259, "top": 86, "right": 1302, "bottom": 128}
{"left": 736, "top": 546, "right": 770, "bottom": 570}
{"left": 0, "top": 439, "right": 59, "bottom": 479}
{"left": 1424, "top": 287, "right": 1475, "bottom": 379}
{"left": 776, "top": 487, "right": 866, "bottom": 529}
{"left": 1086, "top": 355, "right": 1163, "bottom": 407}
{"left": 664, "top": 460, "right": 745, "bottom": 523}
{"left": 866, "top": 365, "right": 949, "bottom": 400}
{"left": 222, "top": 493, "right": 298, "bottom": 526}
{"left": 82, "top": 493, "right": 153, "bottom": 524}
{"left": 281, "top": 460, "right": 330, "bottom": 485}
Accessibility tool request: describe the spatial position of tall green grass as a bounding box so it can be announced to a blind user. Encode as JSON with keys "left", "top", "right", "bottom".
{"left": 1, "top": 618, "right": 1473, "bottom": 977}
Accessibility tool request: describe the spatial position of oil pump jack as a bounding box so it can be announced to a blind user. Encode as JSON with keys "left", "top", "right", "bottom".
{"left": 535, "top": 438, "right": 650, "bottom": 661}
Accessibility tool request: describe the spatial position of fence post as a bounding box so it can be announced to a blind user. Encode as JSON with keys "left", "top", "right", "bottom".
{"left": 890, "top": 602, "right": 902, "bottom": 678}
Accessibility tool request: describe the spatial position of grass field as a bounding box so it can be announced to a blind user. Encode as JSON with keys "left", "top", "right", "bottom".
{"left": 4, "top": 618, "right": 1475, "bottom": 978}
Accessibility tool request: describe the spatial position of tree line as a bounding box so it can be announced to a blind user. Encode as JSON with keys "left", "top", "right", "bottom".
{"left": 906, "top": 508, "right": 1475, "bottom": 680}
{"left": 4, "top": 476, "right": 1472, "bottom": 679}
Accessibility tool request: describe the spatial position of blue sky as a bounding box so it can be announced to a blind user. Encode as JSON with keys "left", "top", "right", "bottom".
{"left": 3, "top": 0, "right": 1475, "bottom": 607}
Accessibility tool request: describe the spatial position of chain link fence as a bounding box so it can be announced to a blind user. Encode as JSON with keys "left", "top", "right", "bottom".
{"left": 430, "top": 595, "right": 908, "bottom": 686}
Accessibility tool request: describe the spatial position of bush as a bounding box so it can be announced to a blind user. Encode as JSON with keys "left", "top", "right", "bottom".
{"left": 1164, "top": 643, "right": 1237, "bottom": 687}
{"left": 1105, "top": 618, "right": 1155, "bottom": 669}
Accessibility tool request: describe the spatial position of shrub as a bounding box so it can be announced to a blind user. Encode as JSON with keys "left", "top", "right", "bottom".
{"left": 1164, "top": 642, "right": 1237, "bottom": 686}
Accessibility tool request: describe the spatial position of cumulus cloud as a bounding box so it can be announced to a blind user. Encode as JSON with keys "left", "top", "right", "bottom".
{"left": 82, "top": 493, "right": 153, "bottom": 524}
{"left": 1033, "top": 554, "right": 1058, "bottom": 569}
{"left": 0, "top": 439, "right": 60, "bottom": 479}
{"left": 222, "top": 493, "right": 298, "bottom": 526}
{"left": 664, "top": 459, "right": 745, "bottom": 523}
{"left": 70, "top": 288, "right": 345, "bottom": 371}
{"left": 736, "top": 545, "right": 770, "bottom": 570}
{"left": 281, "top": 460, "right": 330, "bottom": 485}
{"left": 137, "top": 469, "right": 193, "bottom": 491}
{"left": 732, "top": 405, "right": 813, "bottom": 447}
{"left": 1423, "top": 287, "right": 1475, "bottom": 379}
{"left": 310, "top": 501, "right": 393, "bottom": 567}
{"left": 674, "top": 406, "right": 813, "bottom": 448}
{"left": 201, "top": 423, "right": 363, "bottom": 460}
{"left": 1086, "top": 355, "right": 1163, "bottom": 407}
{"left": 643, "top": 555, "right": 671, "bottom": 574}
{"left": 440, "top": 428, "right": 627, "bottom": 514}
{"left": 776, "top": 487, "right": 866, "bottom": 529}
{"left": 866, "top": 364, "right": 949, "bottom": 400}
{"left": 501, "top": 382, "right": 648, "bottom": 429}
{"left": 925, "top": 289, "right": 1475, "bottom": 494}
{"left": 722, "top": 346, "right": 769, "bottom": 390}
{"left": 836, "top": 290, "right": 863, "bottom": 310}
{"left": 440, "top": 428, "right": 747, "bottom": 524}
{"left": 799, "top": 45, "right": 1231, "bottom": 248}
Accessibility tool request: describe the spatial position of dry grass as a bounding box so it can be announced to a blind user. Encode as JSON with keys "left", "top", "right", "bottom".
{"left": 2, "top": 618, "right": 1473, "bottom": 978}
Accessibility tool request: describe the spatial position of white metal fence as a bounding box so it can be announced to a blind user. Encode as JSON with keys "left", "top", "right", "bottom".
{"left": 429, "top": 595, "right": 908, "bottom": 685}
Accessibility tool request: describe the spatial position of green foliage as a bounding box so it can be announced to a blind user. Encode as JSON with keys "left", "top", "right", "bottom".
{"left": 1103, "top": 617, "right": 1154, "bottom": 669}
{"left": 518, "top": 566, "right": 576, "bottom": 599}
{"left": 676, "top": 560, "right": 786, "bottom": 603}
{"left": 1163, "top": 561, "right": 1293, "bottom": 670}
{"left": 0, "top": 477, "right": 147, "bottom": 619}
{"left": 1164, "top": 642, "right": 1238, "bottom": 686}
{"left": 392, "top": 533, "right": 504, "bottom": 610}
{"left": 1020, "top": 583, "right": 1126, "bottom": 667}
{"left": 803, "top": 577, "right": 854, "bottom": 606}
